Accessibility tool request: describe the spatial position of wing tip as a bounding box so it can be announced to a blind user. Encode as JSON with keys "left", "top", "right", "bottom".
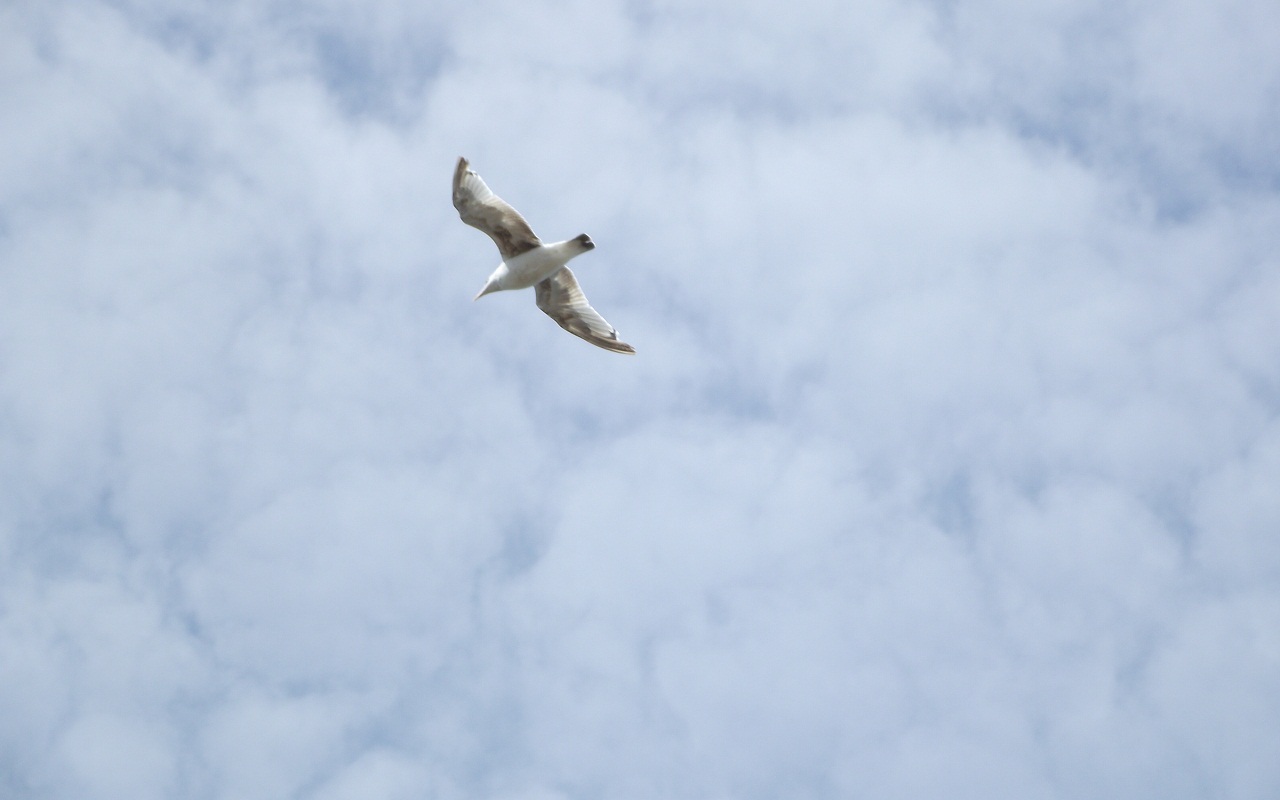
{"left": 601, "top": 337, "right": 636, "bottom": 355}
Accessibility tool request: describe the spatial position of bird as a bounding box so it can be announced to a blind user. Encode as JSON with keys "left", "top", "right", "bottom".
{"left": 452, "top": 157, "right": 635, "bottom": 354}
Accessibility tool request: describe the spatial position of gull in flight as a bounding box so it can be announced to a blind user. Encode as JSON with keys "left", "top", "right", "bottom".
{"left": 452, "top": 157, "right": 635, "bottom": 354}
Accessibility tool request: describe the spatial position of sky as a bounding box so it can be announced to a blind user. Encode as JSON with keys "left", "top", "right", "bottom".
{"left": 2, "top": 0, "right": 1279, "bottom": 798}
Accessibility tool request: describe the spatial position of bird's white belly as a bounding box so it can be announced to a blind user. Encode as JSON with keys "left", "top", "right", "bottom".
{"left": 502, "top": 243, "right": 574, "bottom": 289}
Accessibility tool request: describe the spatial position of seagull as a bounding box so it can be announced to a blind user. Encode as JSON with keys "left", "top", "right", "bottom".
{"left": 452, "top": 157, "right": 635, "bottom": 354}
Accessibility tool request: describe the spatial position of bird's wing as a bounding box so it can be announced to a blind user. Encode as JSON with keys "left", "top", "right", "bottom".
{"left": 452, "top": 157, "right": 542, "bottom": 260}
{"left": 535, "top": 267, "right": 635, "bottom": 354}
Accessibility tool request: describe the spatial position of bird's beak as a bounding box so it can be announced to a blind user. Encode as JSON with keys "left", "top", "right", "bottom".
{"left": 473, "top": 281, "right": 499, "bottom": 301}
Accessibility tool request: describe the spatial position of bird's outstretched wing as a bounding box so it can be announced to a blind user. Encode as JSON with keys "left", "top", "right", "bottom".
{"left": 535, "top": 267, "right": 635, "bottom": 354}
{"left": 452, "top": 157, "right": 542, "bottom": 260}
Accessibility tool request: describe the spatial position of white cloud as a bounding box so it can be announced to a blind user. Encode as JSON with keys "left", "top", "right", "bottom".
{"left": 2, "top": 0, "right": 1279, "bottom": 797}
{"left": 51, "top": 713, "right": 178, "bottom": 799}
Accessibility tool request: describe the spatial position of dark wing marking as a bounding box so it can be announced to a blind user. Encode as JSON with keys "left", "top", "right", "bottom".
{"left": 535, "top": 267, "right": 636, "bottom": 354}
{"left": 452, "top": 157, "right": 542, "bottom": 260}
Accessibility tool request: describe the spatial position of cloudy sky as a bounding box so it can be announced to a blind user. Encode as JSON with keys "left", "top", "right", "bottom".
{"left": 3, "top": 0, "right": 1280, "bottom": 797}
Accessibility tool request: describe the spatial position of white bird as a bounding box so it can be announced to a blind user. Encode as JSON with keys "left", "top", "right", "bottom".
{"left": 452, "top": 157, "right": 635, "bottom": 354}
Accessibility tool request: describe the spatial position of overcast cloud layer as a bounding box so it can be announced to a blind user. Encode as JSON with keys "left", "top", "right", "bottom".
{"left": 2, "top": 1, "right": 1279, "bottom": 798}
